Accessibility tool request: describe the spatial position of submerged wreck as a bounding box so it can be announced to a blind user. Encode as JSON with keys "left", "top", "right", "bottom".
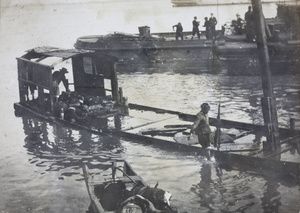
{"left": 83, "top": 160, "right": 178, "bottom": 213}
{"left": 15, "top": 47, "right": 128, "bottom": 127}
{"left": 14, "top": 43, "right": 300, "bottom": 183}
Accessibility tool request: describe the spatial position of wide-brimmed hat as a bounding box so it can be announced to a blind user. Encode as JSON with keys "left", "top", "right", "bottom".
{"left": 60, "top": 67, "right": 68, "bottom": 73}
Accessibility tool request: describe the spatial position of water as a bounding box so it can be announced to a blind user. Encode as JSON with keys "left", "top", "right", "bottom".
{"left": 1, "top": 1, "right": 300, "bottom": 213}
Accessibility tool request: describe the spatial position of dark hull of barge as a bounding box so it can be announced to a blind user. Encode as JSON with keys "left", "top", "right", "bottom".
{"left": 214, "top": 38, "right": 300, "bottom": 75}
{"left": 74, "top": 34, "right": 224, "bottom": 74}
{"left": 74, "top": 32, "right": 300, "bottom": 75}
{"left": 14, "top": 101, "right": 300, "bottom": 183}
{"left": 75, "top": 4, "right": 300, "bottom": 76}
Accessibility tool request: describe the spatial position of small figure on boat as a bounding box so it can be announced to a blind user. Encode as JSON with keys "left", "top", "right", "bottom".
{"left": 189, "top": 103, "right": 213, "bottom": 148}
{"left": 191, "top": 16, "right": 200, "bottom": 40}
{"left": 244, "top": 6, "right": 256, "bottom": 41}
{"left": 52, "top": 67, "right": 69, "bottom": 104}
{"left": 234, "top": 13, "right": 244, "bottom": 35}
{"left": 172, "top": 22, "right": 183, "bottom": 40}
{"left": 203, "top": 17, "right": 212, "bottom": 40}
{"left": 209, "top": 13, "right": 218, "bottom": 39}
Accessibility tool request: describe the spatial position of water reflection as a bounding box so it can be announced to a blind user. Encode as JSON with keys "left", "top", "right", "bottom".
{"left": 261, "top": 179, "right": 281, "bottom": 213}
{"left": 21, "top": 115, "right": 125, "bottom": 177}
{"left": 190, "top": 159, "right": 300, "bottom": 213}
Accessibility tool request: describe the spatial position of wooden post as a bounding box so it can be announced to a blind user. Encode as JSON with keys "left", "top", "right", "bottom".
{"left": 290, "top": 118, "right": 296, "bottom": 130}
{"left": 251, "top": 0, "right": 280, "bottom": 151}
{"left": 111, "top": 63, "right": 119, "bottom": 102}
{"left": 119, "top": 87, "right": 123, "bottom": 104}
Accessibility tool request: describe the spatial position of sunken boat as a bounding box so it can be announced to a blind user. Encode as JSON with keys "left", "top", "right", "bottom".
{"left": 14, "top": 45, "right": 300, "bottom": 182}
{"left": 83, "top": 160, "right": 178, "bottom": 213}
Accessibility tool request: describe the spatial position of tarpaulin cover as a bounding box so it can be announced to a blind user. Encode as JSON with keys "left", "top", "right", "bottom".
{"left": 26, "top": 46, "right": 85, "bottom": 59}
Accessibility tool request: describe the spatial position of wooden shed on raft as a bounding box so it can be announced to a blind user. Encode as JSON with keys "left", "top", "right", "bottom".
{"left": 16, "top": 47, "right": 122, "bottom": 115}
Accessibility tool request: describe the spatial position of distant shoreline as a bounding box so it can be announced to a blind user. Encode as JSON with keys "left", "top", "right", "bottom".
{"left": 171, "top": 0, "right": 297, "bottom": 7}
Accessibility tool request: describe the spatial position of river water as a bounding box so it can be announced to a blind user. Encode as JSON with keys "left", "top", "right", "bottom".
{"left": 1, "top": 1, "right": 300, "bottom": 213}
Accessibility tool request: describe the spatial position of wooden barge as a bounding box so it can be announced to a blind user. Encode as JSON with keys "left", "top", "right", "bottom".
{"left": 74, "top": 4, "right": 300, "bottom": 76}
{"left": 13, "top": 46, "right": 300, "bottom": 183}
{"left": 74, "top": 29, "right": 224, "bottom": 74}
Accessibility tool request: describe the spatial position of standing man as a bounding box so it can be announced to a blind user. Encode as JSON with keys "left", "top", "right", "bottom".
{"left": 192, "top": 16, "right": 200, "bottom": 40}
{"left": 209, "top": 13, "right": 218, "bottom": 39}
{"left": 203, "top": 17, "right": 212, "bottom": 40}
{"left": 52, "top": 67, "right": 69, "bottom": 104}
{"left": 172, "top": 22, "right": 183, "bottom": 41}
{"left": 190, "top": 103, "right": 213, "bottom": 148}
{"left": 244, "top": 6, "right": 255, "bottom": 41}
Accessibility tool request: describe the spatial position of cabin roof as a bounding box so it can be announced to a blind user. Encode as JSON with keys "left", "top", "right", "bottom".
{"left": 24, "top": 46, "right": 86, "bottom": 59}
{"left": 21, "top": 46, "right": 119, "bottom": 67}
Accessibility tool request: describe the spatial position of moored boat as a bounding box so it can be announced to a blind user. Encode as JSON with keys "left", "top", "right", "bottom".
{"left": 214, "top": 3, "right": 300, "bottom": 75}
{"left": 74, "top": 26, "right": 225, "bottom": 74}
{"left": 83, "top": 160, "right": 178, "bottom": 213}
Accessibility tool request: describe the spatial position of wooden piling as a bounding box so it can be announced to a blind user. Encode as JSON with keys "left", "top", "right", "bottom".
{"left": 111, "top": 63, "right": 119, "bottom": 102}
{"left": 251, "top": 0, "right": 280, "bottom": 151}
{"left": 290, "top": 118, "right": 296, "bottom": 130}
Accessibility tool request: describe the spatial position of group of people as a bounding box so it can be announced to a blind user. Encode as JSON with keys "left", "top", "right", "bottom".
{"left": 172, "top": 13, "right": 218, "bottom": 41}
{"left": 173, "top": 5, "right": 256, "bottom": 41}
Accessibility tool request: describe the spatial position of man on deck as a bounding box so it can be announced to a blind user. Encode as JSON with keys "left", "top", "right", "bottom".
{"left": 190, "top": 103, "right": 213, "bottom": 148}
{"left": 52, "top": 67, "right": 70, "bottom": 103}
{"left": 172, "top": 22, "right": 184, "bottom": 41}
{"left": 192, "top": 16, "right": 200, "bottom": 40}
{"left": 209, "top": 13, "right": 218, "bottom": 39}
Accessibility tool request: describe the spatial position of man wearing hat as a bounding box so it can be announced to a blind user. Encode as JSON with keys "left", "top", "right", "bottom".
{"left": 209, "top": 13, "right": 218, "bottom": 39}
{"left": 52, "top": 67, "right": 70, "bottom": 103}
{"left": 190, "top": 103, "right": 213, "bottom": 148}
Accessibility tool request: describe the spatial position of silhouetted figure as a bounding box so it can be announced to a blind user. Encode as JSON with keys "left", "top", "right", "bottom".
{"left": 203, "top": 17, "right": 212, "bottom": 40}
{"left": 209, "top": 13, "right": 218, "bottom": 39}
{"left": 192, "top": 16, "right": 200, "bottom": 40}
{"left": 52, "top": 67, "right": 69, "bottom": 104}
{"left": 172, "top": 22, "right": 183, "bottom": 40}
{"left": 244, "top": 6, "right": 256, "bottom": 41}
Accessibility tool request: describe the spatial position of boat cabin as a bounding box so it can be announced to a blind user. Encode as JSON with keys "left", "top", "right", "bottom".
{"left": 16, "top": 46, "right": 126, "bottom": 120}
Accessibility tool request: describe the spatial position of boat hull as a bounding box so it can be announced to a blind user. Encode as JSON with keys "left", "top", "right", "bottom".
{"left": 214, "top": 41, "right": 300, "bottom": 75}
{"left": 83, "top": 161, "right": 147, "bottom": 213}
{"left": 74, "top": 35, "right": 225, "bottom": 74}
{"left": 14, "top": 101, "right": 300, "bottom": 184}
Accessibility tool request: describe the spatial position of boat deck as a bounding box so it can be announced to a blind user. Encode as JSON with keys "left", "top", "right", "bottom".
{"left": 118, "top": 108, "right": 300, "bottom": 159}
{"left": 14, "top": 102, "right": 300, "bottom": 180}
